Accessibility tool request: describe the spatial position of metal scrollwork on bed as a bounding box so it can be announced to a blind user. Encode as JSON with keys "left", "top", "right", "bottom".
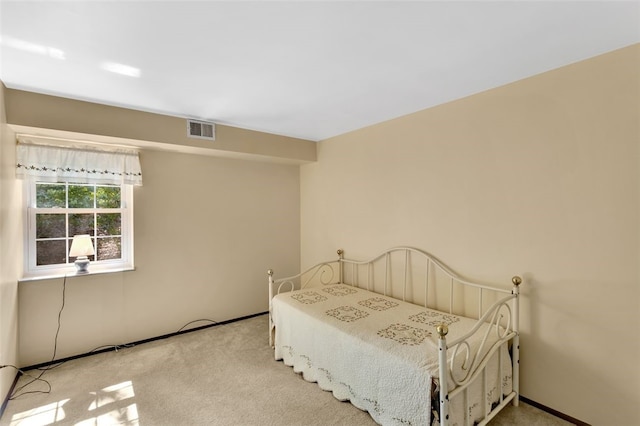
{"left": 268, "top": 252, "right": 342, "bottom": 347}
{"left": 437, "top": 276, "right": 521, "bottom": 425}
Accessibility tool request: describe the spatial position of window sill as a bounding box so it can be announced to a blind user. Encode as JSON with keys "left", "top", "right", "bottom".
{"left": 19, "top": 266, "right": 136, "bottom": 282}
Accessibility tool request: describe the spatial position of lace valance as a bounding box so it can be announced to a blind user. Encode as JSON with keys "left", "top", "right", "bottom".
{"left": 16, "top": 141, "right": 143, "bottom": 186}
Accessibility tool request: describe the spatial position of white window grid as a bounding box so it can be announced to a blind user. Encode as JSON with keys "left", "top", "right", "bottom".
{"left": 23, "top": 180, "right": 134, "bottom": 278}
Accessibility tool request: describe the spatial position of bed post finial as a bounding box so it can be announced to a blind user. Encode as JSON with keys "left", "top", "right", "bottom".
{"left": 267, "top": 269, "right": 273, "bottom": 277}
{"left": 436, "top": 323, "right": 448, "bottom": 338}
{"left": 337, "top": 249, "right": 344, "bottom": 284}
{"left": 512, "top": 276, "right": 522, "bottom": 286}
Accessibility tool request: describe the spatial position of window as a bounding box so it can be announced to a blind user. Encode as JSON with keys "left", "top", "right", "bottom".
{"left": 16, "top": 138, "right": 142, "bottom": 279}
{"left": 24, "top": 181, "right": 134, "bottom": 277}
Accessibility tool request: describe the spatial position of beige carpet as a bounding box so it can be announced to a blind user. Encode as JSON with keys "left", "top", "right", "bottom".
{"left": 2, "top": 314, "right": 572, "bottom": 425}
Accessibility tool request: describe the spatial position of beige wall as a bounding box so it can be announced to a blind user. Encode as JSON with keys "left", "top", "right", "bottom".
{"left": 1, "top": 91, "right": 302, "bottom": 367}
{"left": 5, "top": 89, "right": 316, "bottom": 164}
{"left": 17, "top": 149, "right": 301, "bottom": 366}
{"left": 0, "top": 83, "right": 21, "bottom": 402}
{"left": 301, "top": 44, "right": 640, "bottom": 425}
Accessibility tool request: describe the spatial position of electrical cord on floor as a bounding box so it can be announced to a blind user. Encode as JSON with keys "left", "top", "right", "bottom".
{"left": 87, "top": 343, "right": 136, "bottom": 353}
{"left": 176, "top": 319, "right": 218, "bottom": 333}
{"left": 33, "top": 343, "right": 137, "bottom": 375}
{"left": 7, "top": 275, "right": 137, "bottom": 399}
{"left": 56, "top": 317, "right": 219, "bottom": 357}
{"left": 0, "top": 364, "right": 52, "bottom": 399}
{"left": 6, "top": 274, "right": 68, "bottom": 399}
{"left": 4, "top": 272, "right": 218, "bottom": 400}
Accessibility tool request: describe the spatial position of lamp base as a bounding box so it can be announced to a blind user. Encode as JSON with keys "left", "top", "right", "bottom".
{"left": 74, "top": 256, "right": 90, "bottom": 274}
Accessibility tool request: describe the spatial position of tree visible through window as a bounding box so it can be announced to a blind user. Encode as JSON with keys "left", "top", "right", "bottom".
{"left": 30, "top": 182, "right": 127, "bottom": 269}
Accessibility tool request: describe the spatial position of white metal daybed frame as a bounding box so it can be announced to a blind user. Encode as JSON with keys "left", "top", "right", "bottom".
{"left": 268, "top": 247, "right": 521, "bottom": 426}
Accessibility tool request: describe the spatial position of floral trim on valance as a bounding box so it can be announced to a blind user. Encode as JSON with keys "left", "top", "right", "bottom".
{"left": 16, "top": 163, "right": 142, "bottom": 180}
{"left": 16, "top": 142, "right": 143, "bottom": 186}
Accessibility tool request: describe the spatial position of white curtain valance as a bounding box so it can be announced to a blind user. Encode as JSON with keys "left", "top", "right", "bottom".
{"left": 16, "top": 142, "right": 143, "bottom": 186}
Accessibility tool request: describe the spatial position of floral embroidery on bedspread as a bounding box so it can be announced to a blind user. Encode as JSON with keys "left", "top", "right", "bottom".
{"left": 409, "top": 311, "right": 460, "bottom": 327}
{"left": 322, "top": 285, "right": 358, "bottom": 296}
{"left": 377, "top": 323, "right": 432, "bottom": 346}
{"left": 299, "top": 354, "right": 312, "bottom": 368}
{"left": 290, "top": 291, "right": 328, "bottom": 304}
{"left": 318, "top": 367, "right": 335, "bottom": 383}
{"left": 282, "top": 345, "right": 294, "bottom": 358}
{"left": 502, "top": 374, "right": 512, "bottom": 390}
{"left": 364, "top": 398, "right": 383, "bottom": 415}
{"left": 326, "top": 306, "right": 370, "bottom": 322}
{"left": 358, "top": 297, "right": 399, "bottom": 311}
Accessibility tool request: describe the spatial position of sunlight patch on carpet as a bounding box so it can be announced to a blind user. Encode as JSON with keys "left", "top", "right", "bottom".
{"left": 9, "top": 399, "right": 69, "bottom": 425}
{"left": 88, "top": 381, "right": 135, "bottom": 411}
{"left": 9, "top": 381, "right": 139, "bottom": 426}
{"left": 75, "top": 403, "right": 139, "bottom": 426}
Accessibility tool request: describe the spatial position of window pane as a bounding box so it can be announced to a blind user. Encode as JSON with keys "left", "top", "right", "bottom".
{"left": 68, "top": 185, "right": 95, "bottom": 208}
{"left": 96, "top": 186, "right": 121, "bottom": 208}
{"left": 37, "top": 240, "right": 67, "bottom": 265}
{"left": 97, "top": 237, "right": 121, "bottom": 261}
{"left": 28, "top": 181, "right": 131, "bottom": 274}
{"left": 97, "top": 213, "right": 121, "bottom": 236}
{"left": 36, "top": 184, "right": 66, "bottom": 208}
{"left": 36, "top": 214, "right": 66, "bottom": 238}
{"left": 69, "top": 213, "right": 95, "bottom": 236}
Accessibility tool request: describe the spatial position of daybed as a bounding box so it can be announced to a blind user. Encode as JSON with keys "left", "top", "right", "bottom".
{"left": 268, "top": 247, "right": 521, "bottom": 426}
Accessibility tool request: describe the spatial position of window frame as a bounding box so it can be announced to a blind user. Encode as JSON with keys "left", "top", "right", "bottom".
{"left": 22, "top": 179, "right": 134, "bottom": 279}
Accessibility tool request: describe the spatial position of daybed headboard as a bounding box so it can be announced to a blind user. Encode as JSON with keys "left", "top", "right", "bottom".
{"left": 339, "top": 247, "right": 519, "bottom": 321}
{"left": 268, "top": 247, "right": 520, "bottom": 322}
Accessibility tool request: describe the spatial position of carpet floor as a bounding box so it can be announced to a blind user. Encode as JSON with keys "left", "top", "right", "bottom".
{"left": 1, "top": 314, "right": 572, "bottom": 425}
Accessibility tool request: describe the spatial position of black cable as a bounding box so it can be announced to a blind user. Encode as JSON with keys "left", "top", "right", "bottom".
{"left": 6, "top": 273, "right": 217, "bottom": 399}
{"left": 87, "top": 343, "right": 136, "bottom": 353}
{"left": 1, "top": 364, "right": 52, "bottom": 400}
{"left": 51, "top": 273, "right": 67, "bottom": 362}
{"left": 9, "top": 274, "right": 67, "bottom": 398}
{"left": 35, "top": 274, "right": 68, "bottom": 372}
{"left": 176, "top": 318, "right": 218, "bottom": 333}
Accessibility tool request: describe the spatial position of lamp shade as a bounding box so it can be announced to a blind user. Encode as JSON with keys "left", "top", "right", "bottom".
{"left": 69, "top": 235, "right": 95, "bottom": 257}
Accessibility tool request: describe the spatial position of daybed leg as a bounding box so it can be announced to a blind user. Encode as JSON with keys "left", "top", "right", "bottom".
{"left": 512, "top": 276, "right": 522, "bottom": 407}
{"left": 512, "top": 333, "right": 520, "bottom": 407}
{"left": 437, "top": 324, "right": 450, "bottom": 426}
{"left": 268, "top": 269, "right": 275, "bottom": 348}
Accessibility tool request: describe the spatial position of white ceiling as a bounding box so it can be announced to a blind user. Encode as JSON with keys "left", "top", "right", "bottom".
{"left": 1, "top": 1, "right": 638, "bottom": 142}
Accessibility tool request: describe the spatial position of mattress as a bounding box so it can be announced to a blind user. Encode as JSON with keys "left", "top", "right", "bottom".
{"left": 272, "top": 284, "right": 512, "bottom": 426}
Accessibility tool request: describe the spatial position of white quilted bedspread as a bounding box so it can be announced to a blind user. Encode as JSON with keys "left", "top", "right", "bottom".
{"left": 272, "top": 284, "right": 512, "bottom": 426}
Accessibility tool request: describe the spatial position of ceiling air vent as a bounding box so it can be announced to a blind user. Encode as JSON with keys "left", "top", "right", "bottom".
{"left": 187, "top": 120, "right": 215, "bottom": 140}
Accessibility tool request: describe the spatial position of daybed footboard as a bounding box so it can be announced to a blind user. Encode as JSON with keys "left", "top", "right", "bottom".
{"left": 268, "top": 247, "right": 521, "bottom": 426}
{"left": 437, "top": 276, "right": 521, "bottom": 426}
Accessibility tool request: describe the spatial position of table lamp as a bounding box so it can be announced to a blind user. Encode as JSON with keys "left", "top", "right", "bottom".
{"left": 69, "top": 234, "right": 95, "bottom": 274}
